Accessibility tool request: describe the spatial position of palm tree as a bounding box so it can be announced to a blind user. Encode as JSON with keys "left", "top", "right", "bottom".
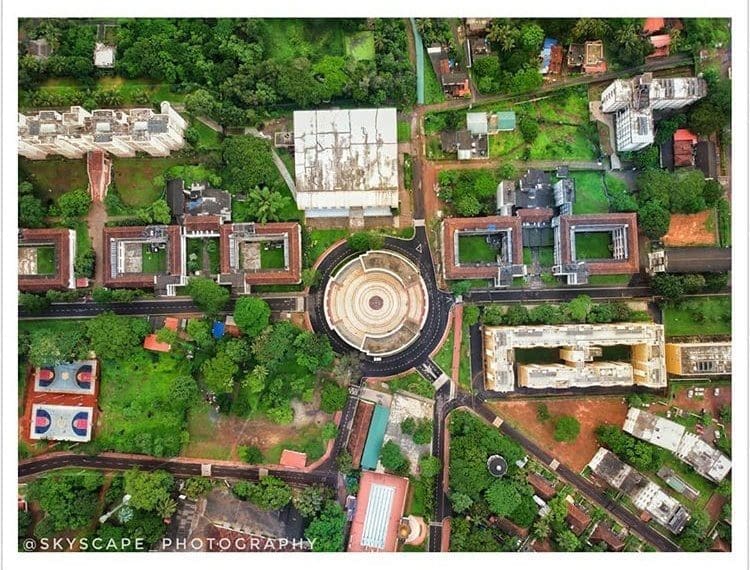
{"left": 247, "top": 186, "right": 291, "bottom": 223}
{"left": 155, "top": 496, "right": 178, "bottom": 520}
{"left": 487, "top": 22, "right": 517, "bottom": 53}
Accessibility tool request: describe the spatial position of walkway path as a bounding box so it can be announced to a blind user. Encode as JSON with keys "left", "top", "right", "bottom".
{"left": 450, "top": 303, "right": 463, "bottom": 382}
{"left": 409, "top": 18, "right": 425, "bottom": 105}
{"left": 88, "top": 202, "right": 107, "bottom": 285}
{"left": 431, "top": 157, "right": 605, "bottom": 172}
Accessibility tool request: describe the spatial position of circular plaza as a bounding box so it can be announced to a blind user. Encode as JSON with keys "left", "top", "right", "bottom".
{"left": 323, "top": 250, "right": 429, "bottom": 357}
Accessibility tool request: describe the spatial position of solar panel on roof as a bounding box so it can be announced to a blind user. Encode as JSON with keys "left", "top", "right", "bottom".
{"left": 361, "top": 483, "right": 395, "bottom": 549}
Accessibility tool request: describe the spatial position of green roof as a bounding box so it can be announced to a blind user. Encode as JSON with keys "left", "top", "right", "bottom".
{"left": 360, "top": 404, "right": 391, "bottom": 470}
{"left": 496, "top": 111, "right": 516, "bottom": 130}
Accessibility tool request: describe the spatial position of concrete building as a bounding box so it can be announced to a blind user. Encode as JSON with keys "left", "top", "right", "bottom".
{"left": 601, "top": 73, "right": 706, "bottom": 151}
{"left": 293, "top": 108, "right": 398, "bottom": 227}
{"left": 18, "top": 102, "right": 187, "bottom": 160}
{"left": 348, "top": 471, "right": 409, "bottom": 552}
{"left": 94, "top": 42, "right": 116, "bottom": 68}
{"left": 665, "top": 342, "right": 732, "bottom": 376}
{"left": 483, "top": 323, "right": 666, "bottom": 392}
{"left": 623, "top": 407, "right": 731, "bottom": 483}
{"left": 588, "top": 447, "right": 690, "bottom": 534}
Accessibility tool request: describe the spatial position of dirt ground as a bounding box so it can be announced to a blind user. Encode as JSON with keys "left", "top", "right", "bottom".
{"left": 649, "top": 383, "right": 731, "bottom": 439}
{"left": 663, "top": 210, "right": 717, "bottom": 247}
{"left": 490, "top": 396, "right": 629, "bottom": 472}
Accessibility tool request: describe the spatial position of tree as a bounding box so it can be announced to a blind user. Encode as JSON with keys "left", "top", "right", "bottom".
{"left": 703, "top": 179, "right": 724, "bottom": 208}
{"left": 187, "top": 277, "right": 229, "bottom": 315}
{"left": 305, "top": 500, "right": 347, "bottom": 552}
{"left": 233, "top": 296, "right": 270, "bottom": 337}
{"left": 19, "top": 185, "right": 47, "bottom": 228}
{"left": 419, "top": 455, "right": 441, "bottom": 479}
{"left": 237, "top": 476, "right": 292, "bottom": 511}
{"left": 555, "top": 528, "right": 581, "bottom": 552}
{"left": 450, "top": 492, "right": 474, "bottom": 513}
{"left": 238, "top": 445, "right": 264, "bottom": 464}
{"left": 186, "top": 318, "right": 214, "bottom": 349}
{"left": 222, "top": 137, "right": 279, "bottom": 194}
{"left": 553, "top": 415, "right": 581, "bottom": 442}
{"left": 630, "top": 146, "right": 660, "bottom": 170}
{"left": 335, "top": 451, "right": 354, "bottom": 476}
{"left": 293, "top": 485, "right": 329, "bottom": 518}
{"left": 638, "top": 201, "right": 671, "bottom": 240}
{"left": 347, "top": 231, "right": 385, "bottom": 252}
{"left": 455, "top": 194, "right": 482, "bottom": 216}
{"left": 155, "top": 326, "right": 178, "bottom": 346}
{"left": 380, "top": 440, "right": 410, "bottom": 475}
{"left": 183, "top": 477, "right": 215, "bottom": 499}
{"left": 485, "top": 479, "right": 522, "bottom": 517}
{"left": 636, "top": 168, "right": 672, "bottom": 209}
{"left": 518, "top": 116, "right": 539, "bottom": 143}
{"left": 503, "top": 303, "right": 530, "bottom": 325}
{"left": 155, "top": 496, "right": 178, "bottom": 520}
{"left": 26, "top": 470, "right": 104, "bottom": 534}
{"left": 320, "top": 381, "right": 348, "bottom": 413}
{"left": 294, "top": 331, "right": 334, "bottom": 372}
{"left": 58, "top": 188, "right": 91, "bottom": 219}
{"left": 536, "top": 403, "right": 550, "bottom": 422}
{"left": 123, "top": 469, "right": 174, "bottom": 513}
{"left": 86, "top": 312, "right": 149, "bottom": 360}
{"left": 302, "top": 267, "right": 321, "bottom": 288}
{"left": 201, "top": 351, "right": 238, "bottom": 394}
{"left": 450, "top": 280, "right": 472, "bottom": 297}
{"left": 245, "top": 186, "right": 291, "bottom": 223}
{"left": 464, "top": 305, "right": 480, "bottom": 326}
{"left": 26, "top": 327, "right": 81, "bottom": 367}
{"left": 671, "top": 170, "right": 707, "bottom": 213}
{"left": 566, "top": 295, "right": 592, "bottom": 322}
{"left": 650, "top": 273, "right": 685, "bottom": 301}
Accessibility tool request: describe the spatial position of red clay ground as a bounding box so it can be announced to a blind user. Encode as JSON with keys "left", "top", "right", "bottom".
{"left": 489, "top": 396, "right": 628, "bottom": 472}
{"left": 649, "top": 383, "right": 731, "bottom": 439}
{"left": 663, "top": 210, "right": 717, "bottom": 247}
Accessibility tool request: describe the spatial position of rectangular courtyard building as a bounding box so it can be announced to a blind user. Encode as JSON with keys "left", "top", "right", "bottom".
{"left": 218, "top": 222, "right": 302, "bottom": 293}
{"left": 18, "top": 228, "right": 76, "bottom": 292}
{"left": 665, "top": 342, "right": 732, "bottom": 376}
{"left": 103, "top": 225, "right": 183, "bottom": 294}
{"left": 483, "top": 323, "right": 666, "bottom": 392}
{"left": 441, "top": 216, "right": 525, "bottom": 287}
{"left": 348, "top": 471, "right": 409, "bottom": 552}
{"left": 293, "top": 108, "right": 398, "bottom": 228}
{"left": 588, "top": 447, "right": 690, "bottom": 534}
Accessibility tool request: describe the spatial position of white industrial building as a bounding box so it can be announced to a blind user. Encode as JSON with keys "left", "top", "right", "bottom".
{"left": 601, "top": 73, "right": 707, "bottom": 152}
{"left": 18, "top": 102, "right": 187, "bottom": 160}
{"left": 623, "top": 407, "right": 731, "bottom": 483}
{"left": 293, "top": 108, "right": 399, "bottom": 227}
{"left": 483, "top": 323, "right": 667, "bottom": 392}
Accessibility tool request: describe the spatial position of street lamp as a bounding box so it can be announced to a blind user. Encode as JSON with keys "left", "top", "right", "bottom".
{"left": 99, "top": 494, "right": 132, "bottom": 524}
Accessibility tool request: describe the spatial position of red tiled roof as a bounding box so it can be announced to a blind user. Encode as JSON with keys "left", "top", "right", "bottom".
{"left": 558, "top": 213, "right": 640, "bottom": 275}
{"left": 184, "top": 215, "right": 222, "bottom": 233}
{"left": 527, "top": 472, "right": 556, "bottom": 500}
{"left": 102, "top": 225, "right": 182, "bottom": 288}
{"left": 643, "top": 18, "right": 665, "bottom": 34}
{"left": 673, "top": 140, "right": 695, "bottom": 167}
{"left": 18, "top": 228, "right": 74, "bottom": 292}
{"left": 590, "top": 522, "right": 625, "bottom": 551}
{"left": 673, "top": 129, "right": 697, "bottom": 142}
{"left": 566, "top": 503, "right": 592, "bottom": 535}
{"left": 549, "top": 45, "right": 563, "bottom": 75}
{"left": 279, "top": 449, "right": 307, "bottom": 469}
{"left": 164, "top": 317, "right": 179, "bottom": 331}
{"left": 348, "top": 471, "right": 409, "bottom": 552}
{"left": 143, "top": 334, "right": 170, "bottom": 352}
{"left": 517, "top": 208, "right": 554, "bottom": 222}
{"left": 347, "top": 401, "right": 375, "bottom": 469}
{"left": 650, "top": 34, "right": 671, "bottom": 49}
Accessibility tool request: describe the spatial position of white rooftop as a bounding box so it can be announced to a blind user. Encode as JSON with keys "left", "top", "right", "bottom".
{"left": 94, "top": 43, "right": 116, "bottom": 68}
{"left": 361, "top": 483, "right": 395, "bottom": 549}
{"left": 623, "top": 407, "right": 685, "bottom": 452}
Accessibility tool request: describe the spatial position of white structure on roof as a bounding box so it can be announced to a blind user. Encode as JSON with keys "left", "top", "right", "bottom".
{"left": 18, "top": 102, "right": 187, "bottom": 160}
{"left": 94, "top": 42, "right": 116, "bottom": 68}
{"left": 466, "top": 112, "right": 488, "bottom": 135}
{"left": 361, "top": 483, "right": 395, "bottom": 549}
{"left": 601, "top": 73, "right": 706, "bottom": 151}
{"left": 483, "top": 323, "right": 667, "bottom": 392}
{"left": 293, "top": 108, "right": 399, "bottom": 223}
{"left": 623, "top": 407, "right": 731, "bottom": 482}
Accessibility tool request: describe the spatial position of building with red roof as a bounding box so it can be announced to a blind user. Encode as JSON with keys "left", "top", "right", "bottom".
{"left": 648, "top": 34, "right": 671, "bottom": 59}
{"left": 590, "top": 522, "right": 626, "bottom": 551}
{"left": 348, "top": 471, "right": 409, "bottom": 552}
{"left": 18, "top": 228, "right": 76, "bottom": 292}
{"left": 643, "top": 18, "right": 665, "bottom": 35}
{"left": 143, "top": 334, "right": 171, "bottom": 353}
{"left": 566, "top": 502, "right": 592, "bottom": 535}
{"left": 673, "top": 129, "right": 698, "bottom": 167}
{"left": 279, "top": 449, "right": 307, "bottom": 469}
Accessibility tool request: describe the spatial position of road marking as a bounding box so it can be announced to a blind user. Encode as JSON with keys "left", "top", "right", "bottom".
{"left": 549, "top": 459, "right": 560, "bottom": 471}
{"left": 492, "top": 417, "right": 503, "bottom": 427}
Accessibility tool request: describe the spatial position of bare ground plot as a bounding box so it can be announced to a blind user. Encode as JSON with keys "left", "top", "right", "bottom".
{"left": 663, "top": 210, "right": 718, "bottom": 247}
{"left": 490, "top": 396, "right": 628, "bottom": 472}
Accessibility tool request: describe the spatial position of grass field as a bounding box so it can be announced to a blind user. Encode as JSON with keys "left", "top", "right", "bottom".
{"left": 189, "top": 117, "right": 222, "bottom": 150}
{"left": 488, "top": 130, "right": 526, "bottom": 159}
{"left": 587, "top": 274, "right": 632, "bottom": 286}
{"left": 424, "top": 50, "right": 446, "bottom": 105}
{"left": 75, "top": 220, "right": 92, "bottom": 257}
{"left": 34, "top": 246, "right": 56, "bottom": 275}
{"left": 19, "top": 157, "right": 88, "bottom": 203}
{"left": 664, "top": 296, "right": 731, "bottom": 337}
{"left": 185, "top": 402, "right": 234, "bottom": 460}
{"left": 575, "top": 232, "right": 613, "bottom": 260}
{"left": 385, "top": 373, "right": 435, "bottom": 399}
{"left": 434, "top": 328, "right": 454, "bottom": 376}
{"left": 263, "top": 424, "right": 328, "bottom": 464}
{"left": 397, "top": 120, "right": 412, "bottom": 143}
{"left": 33, "top": 76, "right": 187, "bottom": 107}
{"left": 458, "top": 235, "right": 497, "bottom": 263}
{"left": 112, "top": 157, "right": 189, "bottom": 207}
{"left": 571, "top": 171, "right": 610, "bottom": 214}
{"left": 260, "top": 243, "right": 286, "bottom": 269}
{"left": 345, "top": 31, "right": 375, "bottom": 61}
{"left": 262, "top": 19, "right": 346, "bottom": 61}
{"left": 458, "top": 322, "right": 471, "bottom": 389}
{"left": 306, "top": 229, "right": 349, "bottom": 266}
{"left": 528, "top": 125, "right": 597, "bottom": 161}
{"left": 141, "top": 245, "right": 167, "bottom": 274}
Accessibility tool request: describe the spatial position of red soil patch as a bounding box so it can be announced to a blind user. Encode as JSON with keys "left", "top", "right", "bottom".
{"left": 489, "top": 396, "right": 628, "bottom": 472}
{"left": 663, "top": 210, "right": 717, "bottom": 247}
{"left": 648, "top": 384, "right": 731, "bottom": 439}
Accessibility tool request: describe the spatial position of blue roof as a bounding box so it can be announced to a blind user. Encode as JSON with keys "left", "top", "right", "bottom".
{"left": 360, "top": 405, "right": 391, "bottom": 470}
{"left": 212, "top": 321, "right": 225, "bottom": 339}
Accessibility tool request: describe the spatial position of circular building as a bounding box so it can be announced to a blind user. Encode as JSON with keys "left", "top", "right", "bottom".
{"left": 323, "top": 250, "right": 429, "bottom": 357}
{"left": 487, "top": 455, "right": 508, "bottom": 478}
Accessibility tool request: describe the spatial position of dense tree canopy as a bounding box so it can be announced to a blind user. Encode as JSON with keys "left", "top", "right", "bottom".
{"left": 87, "top": 312, "right": 150, "bottom": 360}
{"left": 233, "top": 296, "right": 271, "bottom": 338}
{"left": 186, "top": 277, "right": 230, "bottom": 315}
{"left": 305, "top": 500, "right": 347, "bottom": 552}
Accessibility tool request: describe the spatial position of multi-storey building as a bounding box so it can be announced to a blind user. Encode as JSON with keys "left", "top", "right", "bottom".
{"left": 18, "top": 102, "right": 187, "bottom": 160}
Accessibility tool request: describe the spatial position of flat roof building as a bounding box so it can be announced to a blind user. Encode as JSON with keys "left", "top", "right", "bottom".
{"left": 94, "top": 42, "right": 116, "bottom": 68}
{"left": 623, "top": 407, "right": 731, "bottom": 483}
{"left": 665, "top": 342, "right": 731, "bottom": 376}
{"left": 588, "top": 447, "right": 690, "bottom": 534}
{"left": 293, "top": 108, "right": 398, "bottom": 226}
{"left": 483, "top": 323, "right": 666, "bottom": 392}
{"left": 18, "top": 228, "right": 76, "bottom": 292}
{"left": 348, "top": 471, "right": 409, "bottom": 552}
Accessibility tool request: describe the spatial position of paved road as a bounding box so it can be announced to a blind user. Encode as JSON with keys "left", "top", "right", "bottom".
{"left": 18, "top": 296, "right": 300, "bottom": 320}
{"left": 18, "top": 453, "right": 336, "bottom": 487}
{"left": 665, "top": 247, "right": 732, "bottom": 274}
{"left": 308, "top": 227, "right": 453, "bottom": 377}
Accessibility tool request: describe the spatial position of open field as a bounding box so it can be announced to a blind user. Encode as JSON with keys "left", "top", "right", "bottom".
{"left": 587, "top": 274, "right": 632, "bottom": 286}
{"left": 141, "top": 245, "right": 167, "bottom": 274}
{"left": 489, "top": 130, "right": 525, "bottom": 159}
{"left": 397, "top": 119, "right": 412, "bottom": 143}
{"left": 458, "top": 235, "right": 497, "bottom": 263}
{"left": 663, "top": 210, "right": 718, "bottom": 247}
{"left": 528, "top": 125, "right": 597, "bottom": 161}
{"left": 345, "top": 31, "right": 375, "bottom": 60}
{"left": 19, "top": 157, "right": 88, "bottom": 203}
{"left": 112, "top": 157, "right": 188, "bottom": 207}
{"left": 664, "top": 296, "right": 731, "bottom": 337}
{"left": 34, "top": 246, "right": 56, "bottom": 275}
{"left": 490, "top": 396, "right": 629, "bottom": 472}
{"left": 575, "top": 232, "right": 613, "bottom": 260}
{"left": 307, "top": 228, "right": 349, "bottom": 266}
{"left": 30, "top": 76, "right": 187, "bottom": 108}
{"left": 571, "top": 171, "right": 610, "bottom": 214}
{"left": 378, "top": 373, "right": 435, "bottom": 399}
{"left": 262, "top": 19, "right": 347, "bottom": 60}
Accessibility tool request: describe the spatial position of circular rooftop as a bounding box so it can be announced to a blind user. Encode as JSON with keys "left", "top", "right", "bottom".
{"left": 323, "top": 250, "right": 429, "bottom": 357}
{"left": 487, "top": 455, "right": 508, "bottom": 478}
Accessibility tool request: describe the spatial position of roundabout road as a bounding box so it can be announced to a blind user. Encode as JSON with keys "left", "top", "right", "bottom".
{"left": 309, "top": 227, "right": 453, "bottom": 377}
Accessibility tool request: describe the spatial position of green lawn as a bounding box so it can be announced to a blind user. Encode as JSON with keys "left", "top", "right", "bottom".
{"left": 30, "top": 76, "right": 187, "bottom": 108}
{"left": 488, "top": 130, "right": 526, "bottom": 159}
{"left": 458, "top": 322, "right": 471, "bottom": 389}
{"left": 587, "top": 274, "right": 632, "bottom": 286}
{"left": 19, "top": 157, "right": 88, "bottom": 204}
{"left": 74, "top": 220, "right": 92, "bottom": 258}
{"left": 571, "top": 171, "right": 610, "bottom": 214}
{"left": 397, "top": 119, "right": 412, "bottom": 143}
{"left": 33, "top": 246, "right": 56, "bottom": 275}
{"left": 190, "top": 117, "right": 222, "bottom": 150}
{"left": 112, "top": 157, "right": 189, "bottom": 207}
{"left": 407, "top": 476, "right": 427, "bottom": 517}
{"left": 434, "top": 328, "right": 454, "bottom": 376}
{"left": 345, "top": 31, "right": 375, "bottom": 61}
{"left": 386, "top": 372, "right": 435, "bottom": 399}
{"left": 263, "top": 424, "right": 328, "bottom": 464}
{"left": 306, "top": 229, "right": 349, "bottom": 266}
{"left": 184, "top": 402, "right": 234, "bottom": 460}
{"left": 260, "top": 242, "right": 286, "bottom": 269}
{"left": 458, "top": 235, "right": 497, "bottom": 264}
{"left": 574, "top": 232, "right": 613, "bottom": 260}
{"left": 524, "top": 246, "right": 553, "bottom": 267}
{"left": 424, "top": 49, "right": 446, "bottom": 105}
{"left": 141, "top": 244, "right": 167, "bottom": 274}
{"left": 664, "top": 296, "right": 731, "bottom": 337}
{"left": 426, "top": 135, "right": 447, "bottom": 159}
